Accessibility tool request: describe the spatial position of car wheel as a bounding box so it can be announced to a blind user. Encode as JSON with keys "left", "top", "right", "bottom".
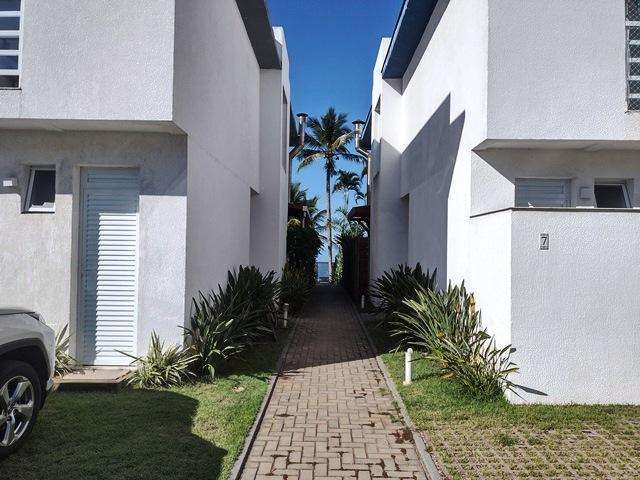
{"left": 0, "top": 360, "right": 42, "bottom": 458}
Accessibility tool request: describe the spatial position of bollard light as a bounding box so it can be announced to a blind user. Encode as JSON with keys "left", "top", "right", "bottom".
{"left": 283, "top": 303, "right": 289, "bottom": 329}
{"left": 361, "top": 295, "right": 365, "bottom": 310}
{"left": 404, "top": 348, "right": 413, "bottom": 385}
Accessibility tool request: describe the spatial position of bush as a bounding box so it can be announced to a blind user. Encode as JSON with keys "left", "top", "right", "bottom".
{"left": 396, "top": 283, "right": 519, "bottom": 400}
{"left": 184, "top": 266, "right": 279, "bottom": 379}
{"left": 279, "top": 265, "right": 313, "bottom": 315}
{"left": 287, "top": 219, "right": 323, "bottom": 286}
{"left": 55, "top": 324, "right": 75, "bottom": 377}
{"left": 370, "top": 263, "right": 437, "bottom": 320}
{"left": 125, "top": 332, "right": 197, "bottom": 388}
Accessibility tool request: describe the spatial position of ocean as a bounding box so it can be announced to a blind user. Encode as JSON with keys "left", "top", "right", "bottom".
{"left": 317, "top": 261, "right": 329, "bottom": 281}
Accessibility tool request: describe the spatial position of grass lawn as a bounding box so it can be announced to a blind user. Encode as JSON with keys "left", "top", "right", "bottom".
{"left": 1, "top": 335, "right": 287, "bottom": 480}
{"left": 366, "top": 321, "right": 640, "bottom": 480}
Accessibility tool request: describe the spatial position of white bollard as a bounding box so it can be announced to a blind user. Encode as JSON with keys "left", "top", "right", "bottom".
{"left": 361, "top": 294, "right": 365, "bottom": 310}
{"left": 404, "top": 348, "right": 413, "bottom": 385}
{"left": 283, "top": 303, "right": 289, "bottom": 329}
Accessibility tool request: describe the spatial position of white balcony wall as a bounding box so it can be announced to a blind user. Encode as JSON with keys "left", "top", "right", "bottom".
{"left": 487, "top": 0, "right": 640, "bottom": 144}
{"left": 0, "top": 0, "right": 175, "bottom": 122}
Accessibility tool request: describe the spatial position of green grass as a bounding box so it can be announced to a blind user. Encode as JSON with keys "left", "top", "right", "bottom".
{"left": 2, "top": 336, "right": 286, "bottom": 480}
{"left": 365, "top": 321, "right": 640, "bottom": 479}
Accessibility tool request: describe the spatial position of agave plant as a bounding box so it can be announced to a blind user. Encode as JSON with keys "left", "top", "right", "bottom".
{"left": 55, "top": 324, "right": 76, "bottom": 377}
{"left": 124, "top": 332, "right": 197, "bottom": 388}
{"left": 396, "top": 283, "right": 519, "bottom": 400}
{"left": 279, "top": 265, "right": 313, "bottom": 315}
{"left": 370, "top": 264, "right": 437, "bottom": 321}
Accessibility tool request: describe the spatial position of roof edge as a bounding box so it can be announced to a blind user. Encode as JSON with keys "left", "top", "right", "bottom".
{"left": 235, "top": 0, "right": 282, "bottom": 70}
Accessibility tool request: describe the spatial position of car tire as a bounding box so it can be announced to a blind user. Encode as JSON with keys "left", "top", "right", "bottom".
{"left": 0, "top": 360, "right": 42, "bottom": 458}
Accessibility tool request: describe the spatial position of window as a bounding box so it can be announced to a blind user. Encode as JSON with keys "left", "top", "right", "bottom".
{"left": 24, "top": 167, "right": 56, "bottom": 213}
{"left": 515, "top": 178, "right": 571, "bottom": 208}
{"left": 0, "top": 0, "right": 21, "bottom": 89}
{"left": 594, "top": 182, "right": 631, "bottom": 208}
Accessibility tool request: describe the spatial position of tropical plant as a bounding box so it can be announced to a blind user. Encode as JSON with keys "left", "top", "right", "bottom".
{"left": 396, "top": 283, "right": 519, "bottom": 400}
{"left": 54, "top": 324, "right": 75, "bottom": 377}
{"left": 298, "top": 107, "right": 365, "bottom": 278}
{"left": 287, "top": 219, "right": 323, "bottom": 285}
{"left": 279, "top": 265, "right": 313, "bottom": 315}
{"left": 370, "top": 263, "right": 437, "bottom": 321}
{"left": 333, "top": 169, "right": 365, "bottom": 204}
{"left": 184, "top": 266, "right": 279, "bottom": 379}
{"left": 290, "top": 182, "right": 327, "bottom": 236}
{"left": 125, "top": 332, "right": 197, "bottom": 388}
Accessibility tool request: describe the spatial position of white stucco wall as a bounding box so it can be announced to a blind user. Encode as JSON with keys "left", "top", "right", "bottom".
{"left": 369, "top": 0, "right": 488, "bottom": 287}
{"left": 250, "top": 28, "right": 290, "bottom": 275}
{"left": 0, "top": 131, "right": 187, "bottom": 355}
{"left": 510, "top": 209, "right": 640, "bottom": 404}
{"left": 173, "top": 0, "right": 260, "bottom": 306}
{"left": 0, "top": 0, "right": 175, "bottom": 122}
{"left": 487, "top": 0, "right": 640, "bottom": 142}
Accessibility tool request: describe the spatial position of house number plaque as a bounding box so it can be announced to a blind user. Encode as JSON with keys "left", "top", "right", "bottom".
{"left": 540, "top": 233, "right": 549, "bottom": 250}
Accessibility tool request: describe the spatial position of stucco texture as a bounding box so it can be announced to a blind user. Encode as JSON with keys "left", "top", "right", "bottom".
{"left": 0, "top": 131, "right": 187, "bottom": 357}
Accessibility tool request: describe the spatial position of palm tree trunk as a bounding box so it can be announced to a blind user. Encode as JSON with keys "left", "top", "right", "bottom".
{"left": 326, "top": 165, "right": 333, "bottom": 279}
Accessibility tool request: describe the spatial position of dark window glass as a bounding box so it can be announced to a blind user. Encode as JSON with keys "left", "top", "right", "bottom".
{"left": 631, "top": 27, "right": 640, "bottom": 41}
{"left": 0, "top": 1, "right": 20, "bottom": 11}
{"left": 628, "top": 0, "right": 640, "bottom": 21}
{"left": 0, "top": 37, "right": 18, "bottom": 49}
{"left": 0, "top": 55, "right": 18, "bottom": 69}
{"left": 631, "top": 45, "right": 640, "bottom": 58}
{"left": 0, "top": 17, "right": 19, "bottom": 30}
{"left": 594, "top": 184, "right": 629, "bottom": 208}
{"left": 0, "top": 75, "right": 18, "bottom": 87}
{"left": 27, "top": 169, "right": 56, "bottom": 211}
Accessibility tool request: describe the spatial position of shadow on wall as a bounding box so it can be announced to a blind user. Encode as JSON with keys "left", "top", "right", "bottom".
{"left": 402, "top": 94, "right": 465, "bottom": 283}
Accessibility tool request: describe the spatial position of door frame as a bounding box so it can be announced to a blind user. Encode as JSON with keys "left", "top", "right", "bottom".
{"left": 75, "top": 166, "right": 141, "bottom": 366}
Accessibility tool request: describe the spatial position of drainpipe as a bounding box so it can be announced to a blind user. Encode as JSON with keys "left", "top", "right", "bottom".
{"left": 352, "top": 120, "right": 371, "bottom": 204}
{"left": 288, "top": 113, "right": 308, "bottom": 201}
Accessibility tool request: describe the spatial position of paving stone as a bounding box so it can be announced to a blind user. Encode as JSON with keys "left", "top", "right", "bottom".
{"left": 240, "top": 286, "right": 426, "bottom": 480}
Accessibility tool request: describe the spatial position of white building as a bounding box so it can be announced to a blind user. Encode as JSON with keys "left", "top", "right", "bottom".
{"left": 0, "top": 0, "right": 296, "bottom": 366}
{"left": 365, "top": 0, "right": 640, "bottom": 404}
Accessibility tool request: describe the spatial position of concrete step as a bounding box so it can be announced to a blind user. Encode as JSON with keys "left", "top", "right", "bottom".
{"left": 55, "top": 367, "right": 132, "bottom": 392}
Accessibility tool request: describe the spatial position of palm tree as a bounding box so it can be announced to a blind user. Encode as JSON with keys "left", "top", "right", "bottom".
{"left": 298, "top": 108, "right": 364, "bottom": 278}
{"left": 333, "top": 169, "right": 365, "bottom": 205}
{"left": 289, "top": 182, "right": 327, "bottom": 238}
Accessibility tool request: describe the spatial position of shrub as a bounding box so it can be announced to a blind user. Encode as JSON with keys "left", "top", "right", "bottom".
{"left": 184, "top": 266, "right": 278, "bottom": 379}
{"left": 396, "top": 283, "right": 519, "bottom": 400}
{"left": 287, "top": 220, "right": 323, "bottom": 285}
{"left": 125, "top": 332, "right": 197, "bottom": 388}
{"left": 279, "top": 265, "right": 313, "bottom": 315}
{"left": 55, "top": 324, "right": 75, "bottom": 377}
{"left": 370, "top": 263, "right": 437, "bottom": 320}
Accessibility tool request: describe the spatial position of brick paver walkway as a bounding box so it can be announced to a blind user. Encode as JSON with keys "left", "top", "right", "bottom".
{"left": 241, "top": 285, "right": 427, "bottom": 480}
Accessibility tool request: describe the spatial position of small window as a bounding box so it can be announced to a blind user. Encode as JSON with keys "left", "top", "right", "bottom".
{"left": 24, "top": 167, "right": 56, "bottom": 213}
{"left": 0, "top": 0, "right": 21, "bottom": 89}
{"left": 515, "top": 178, "right": 571, "bottom": 208}
{"left": 594, "top": 183, "right": 631, "bottom": 208}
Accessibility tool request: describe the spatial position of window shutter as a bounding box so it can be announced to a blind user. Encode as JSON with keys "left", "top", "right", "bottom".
{"left": 515, "top": 179, "right": 571, "bottom": 208}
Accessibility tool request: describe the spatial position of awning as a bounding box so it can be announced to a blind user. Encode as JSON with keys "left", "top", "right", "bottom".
{"left": 347, "top": 205, "right": 370, "bottom": 229}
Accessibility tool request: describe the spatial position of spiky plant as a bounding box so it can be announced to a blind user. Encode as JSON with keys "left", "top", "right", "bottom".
{"left": 396, "top": 283, "right": 519, "bottom": 400}
{"left": 124, "top": 332, "right": 197, "bottom": 388}
{"left": 370, "top": 263, "right": 437, "bottom": 321}
{"left": 54, "top": 324, "right": 75, "bottom": 377}
{"left": 184, "top": 266, "right": 279, "bottom": 379}
{"left": 279, "top": 265, "right": 313, "bottom": 315}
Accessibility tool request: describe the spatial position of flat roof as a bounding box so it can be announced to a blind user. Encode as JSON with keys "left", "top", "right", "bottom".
{"left": 381, "top": 0, "right": 438, "bottom": 79}
{"left": 235, "top": 0, "right": 282, "bottom": 69}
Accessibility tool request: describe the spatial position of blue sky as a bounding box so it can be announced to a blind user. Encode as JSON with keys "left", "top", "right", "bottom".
{"left": 266, "top": 0, "right": 402, "bottom": 261}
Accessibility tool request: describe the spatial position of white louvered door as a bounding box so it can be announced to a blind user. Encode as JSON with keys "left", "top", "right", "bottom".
{"left": 80, "top": 168, "right": 139, "bottom": 366}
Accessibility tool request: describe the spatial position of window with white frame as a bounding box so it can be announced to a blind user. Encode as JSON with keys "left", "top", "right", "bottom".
{"left": 24, "top": 166, "right": 56, "bottom": 213}
{"left": 515, "top": 178, "right": 571, "bottom": 208}
{"left": 0, "top": 0, "right": 21, "bottom": 88}
{"left": 627, "top": 1, "right": 640, "bottom": 110}
{"left": 594, "top": 181, "right": 631, "bottom": 208}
